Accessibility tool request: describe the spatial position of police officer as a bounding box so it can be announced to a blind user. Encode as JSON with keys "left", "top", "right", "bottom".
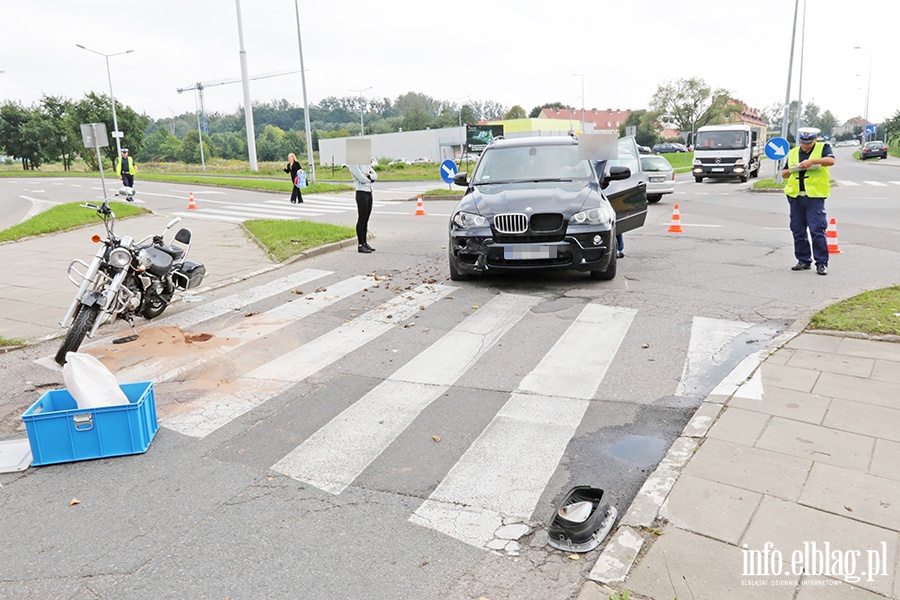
{"left": 116, "top": 148, "right": 136, "bottom": 189}
{"left": 782, "top": 127, "right": 835, "bottom": 276}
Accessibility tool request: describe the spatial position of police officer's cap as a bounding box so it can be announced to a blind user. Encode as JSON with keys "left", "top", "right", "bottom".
{"left": 797, "top": 128, "right": 820, "bottom": 142}
{"left": 122, "top": 148, "right": 129, "bottom": 153}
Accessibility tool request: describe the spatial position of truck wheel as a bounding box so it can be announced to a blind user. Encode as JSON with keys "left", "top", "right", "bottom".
{"left": 694, "top": 176, "right": 703, "bottom": 183}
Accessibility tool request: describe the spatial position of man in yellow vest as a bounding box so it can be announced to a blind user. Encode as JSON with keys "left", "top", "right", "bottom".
{"left": 116, "top": 148, "right": 136, "bottom": 189}
{"left": 782, "top": 127, "right": 835, "bottom": 276}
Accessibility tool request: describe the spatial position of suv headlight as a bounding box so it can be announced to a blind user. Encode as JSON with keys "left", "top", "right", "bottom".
{"left": 109, "top": 247, "right": 132, "bottom": 268}
{"left": 570, "top": 205, "right": 614, "bottom": 226}
{"left": 452, "top": 211, "right": 489, "bottom": 229}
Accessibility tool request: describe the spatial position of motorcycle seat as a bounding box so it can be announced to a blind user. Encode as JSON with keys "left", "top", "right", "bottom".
{"left": 158, "top": 244, "right": 185, "bottom": 260}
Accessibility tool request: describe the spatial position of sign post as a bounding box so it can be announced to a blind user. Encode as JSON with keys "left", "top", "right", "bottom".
{"left": 81, "top": 123, "right": 110, "bottom": 198}
{"left": 765, "top": 137, "right": 790, "bottom": 183}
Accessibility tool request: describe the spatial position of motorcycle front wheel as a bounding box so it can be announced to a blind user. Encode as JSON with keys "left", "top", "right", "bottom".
{"left": 55, "top": 304, "right": 101, "bottom": 365}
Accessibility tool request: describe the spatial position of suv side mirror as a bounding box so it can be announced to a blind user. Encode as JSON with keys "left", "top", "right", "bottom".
{"left": 604, "top": 166, "right": 631, "bottom": 182}
{"left": 453, "top": 172, "right": 469, "bottom": 187}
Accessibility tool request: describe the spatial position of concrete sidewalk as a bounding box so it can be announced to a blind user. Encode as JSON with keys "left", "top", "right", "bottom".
{"left": 0, "top": 216, "right": 278, "bottom": 342}
{"left": 582, "top": 331, "right": 900, "bottom": 600}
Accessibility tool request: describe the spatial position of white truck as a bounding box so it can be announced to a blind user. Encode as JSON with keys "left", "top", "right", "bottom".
{"left": 691, "top": 124, "right": 761, "bottom": 183}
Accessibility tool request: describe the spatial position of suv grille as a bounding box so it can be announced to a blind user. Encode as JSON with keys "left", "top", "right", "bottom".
{"left": 494, "top": 213, "right": 528, "bottom": 234}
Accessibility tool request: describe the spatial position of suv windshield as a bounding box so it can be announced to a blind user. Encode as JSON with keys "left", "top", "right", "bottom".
{"left": 472, "top": 144, "right": 593, "bottom": 184}
{"left": 695, "top": 131, "right": 748, "bottom": 150}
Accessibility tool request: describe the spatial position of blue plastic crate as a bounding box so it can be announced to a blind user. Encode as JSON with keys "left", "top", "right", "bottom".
{"left": 21, "top": 381, "right": 158, "bottom": 466}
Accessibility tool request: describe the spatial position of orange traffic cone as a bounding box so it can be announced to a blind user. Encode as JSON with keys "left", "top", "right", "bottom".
{"left": 667, "top": 204, "right": 684, "bottom": 233}
{"left": 187, "top": 192, "right": 197, "bottom": 210}
{"left": 414, "top": 194, "right": 426, "bottom": 216}
{"left": 826, "top": 218, "right": 842, "bottom": 254}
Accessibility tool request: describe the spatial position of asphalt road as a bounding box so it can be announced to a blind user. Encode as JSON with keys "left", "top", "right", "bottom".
{"left": 1, "top": 147, "right": 898, "bottom": 599}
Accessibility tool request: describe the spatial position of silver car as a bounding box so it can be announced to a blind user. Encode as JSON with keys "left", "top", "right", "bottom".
{"left": 640, "top": 155, "right": 675, "bottom": 203}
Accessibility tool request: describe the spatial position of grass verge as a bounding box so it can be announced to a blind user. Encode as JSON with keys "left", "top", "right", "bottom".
{"left": 243, "top": 219, "right": 356, "bottom": 262}
{"left": 0, "top": 202, "right": 148, "bottom": 243}
{"left": 808, "top": 286, "right": 900, "bottom": 337}
{"left": 0, "top": 336, "right": 26, "bottom": 348}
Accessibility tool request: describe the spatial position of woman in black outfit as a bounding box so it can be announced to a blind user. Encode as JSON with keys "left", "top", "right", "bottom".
{"left": 283, "top": 153, "right": 304, "bottom": 204}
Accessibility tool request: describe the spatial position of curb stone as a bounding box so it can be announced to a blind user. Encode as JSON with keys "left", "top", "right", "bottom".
{"left": 583, "top": 329, "right": 799, "bottom": 592}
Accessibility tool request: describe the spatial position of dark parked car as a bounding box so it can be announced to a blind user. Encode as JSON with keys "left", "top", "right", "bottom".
{"left": 448, "top": 135, "right": 647, "bottom": 281}
{"left": 860, "top": 141, "right": 888, "bottom": 160}
{"left": 653, "top": 142, "right": 687, "bottom": 154}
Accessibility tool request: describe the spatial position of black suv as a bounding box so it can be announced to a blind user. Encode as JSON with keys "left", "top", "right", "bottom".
{"left": 448, "top": 135, "right": 647, "bottom": 281}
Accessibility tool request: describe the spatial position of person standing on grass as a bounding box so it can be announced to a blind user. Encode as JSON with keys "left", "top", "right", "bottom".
{"left": 349, "top": 163, "right": 377, "bottom": 253}
{"left": 283, "top": 153, "right": 304, "bottom": 204}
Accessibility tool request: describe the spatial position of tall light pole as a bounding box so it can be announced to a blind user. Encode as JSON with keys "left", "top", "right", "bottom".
{"left": 452, "top": 95, "right": 470, "bottom": 127}
{"left": 293, "top": 0, "right": 316, "bottom": 183}
{"left": 778, "top": 0, "right": 801, "bottom": 183}
{"left": 854, "top": 46, "right": 872, "bottom": 142}
{"left": 350, "top": 86, "right": 372, "bottom": 135}
{"left": 235, "top": 0, "right": 259, "bottom": 172}
{"left": 572, "top": 74, "right": 584, "bottom": 133}
{"left": 76, "top": 44, "right": 133, "bottom": 158}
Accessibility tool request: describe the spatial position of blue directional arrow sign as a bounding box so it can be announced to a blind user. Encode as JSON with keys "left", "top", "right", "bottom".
{"left": 865, "top": 124, "right": 878, "bottom": 135}
{"left": 765, "top": 137, "right": 790, "bottom": 161}
{"left": 440, "top": 159, "right": 458, "bottom": 184}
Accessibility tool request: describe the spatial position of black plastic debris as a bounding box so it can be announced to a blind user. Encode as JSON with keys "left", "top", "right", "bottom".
{"left": 547, "top": 486, "right": 617, "bottom": 553}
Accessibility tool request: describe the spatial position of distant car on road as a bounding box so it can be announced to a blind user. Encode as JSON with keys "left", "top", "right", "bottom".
{"left": 860, "top": 141, "right": 888, "bottom": 160}
{"left": 411, "top": 157, "right": 432, "bottom": 165}
{"left": 652, "top": 142, "right": 687, "bottom": 154}
{"left": 389, "top": 158, "right": 412, "bottom": 166}
{"left": 640, "top": 155, "right": 675, "bottom": 203}
{"left": 637, "top": 144, "right": 652, "bottom": 154}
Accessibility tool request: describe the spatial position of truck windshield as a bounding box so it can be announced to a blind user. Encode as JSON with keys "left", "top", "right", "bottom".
{"left": 695, "top": 131, "right": 748, "bottom": 150}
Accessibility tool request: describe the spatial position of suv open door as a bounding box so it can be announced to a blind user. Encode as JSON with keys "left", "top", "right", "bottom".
{"left": 595, "top": 136, "right": 648, "bottom": 234}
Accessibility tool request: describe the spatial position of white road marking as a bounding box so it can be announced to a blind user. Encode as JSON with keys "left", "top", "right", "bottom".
{"left": 836, "top": 180, "right": 860, "bottom": 186}
{"left": 271, "top": 292, "right": 540, "bottom": 494}
{"left": 113, "top": 276, "right": 374, "bottom": 384}
{"left": 410, "top": 303, "right": 636, "bottom": 549}
{"left": 675, "top": 317, "right": 753, "bottom": 397}
{"left": 162, "top": 283, "right": 455, "bottom": 438}
{"left": 168, "top": 211, "right": 246, "bottom": 223}
{"left": 863, "top": 181, "right": 888, "bottom": 187}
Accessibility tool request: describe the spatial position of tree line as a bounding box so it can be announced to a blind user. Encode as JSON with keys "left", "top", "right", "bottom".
{"left": 2, "top": 80, "right": 895, "bottom": 169}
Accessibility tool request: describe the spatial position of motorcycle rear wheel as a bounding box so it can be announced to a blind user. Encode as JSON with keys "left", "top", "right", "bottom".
{"left": 55, "top": 304, "right": 101, "bottom": 365}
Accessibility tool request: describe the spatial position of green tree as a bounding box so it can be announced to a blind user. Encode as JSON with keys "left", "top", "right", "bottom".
{"left": 139, "top": 127, "right": 182, "bottom": 162}
{"left": 39, "top": 95, "right": 79, "bottom": 170}
{"left": 255, "top": 124, "right": 289, "bottom": 161}
{"left": 0, "top": 101, "right": 49, "bottom": 169}
{"left": 618, "top": 110, "right": 659, "bottom": 147}
{"left": 504, "top": 105, "right": 527, "bottom": 119}
{"left": 68, "top": 92, "right": 150, "bottom": 165}
{"left": 176, "top": 129, "right": 212, "bottom": 164}
{"left": 650, "top": 78, "right": 738, "bottom": 136}
{"left": 209, "top": 131, "right": 244, "bottom": 160}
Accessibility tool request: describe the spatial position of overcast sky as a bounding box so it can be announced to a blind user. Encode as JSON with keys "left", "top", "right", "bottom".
{"left": 2, "top": 1, "right": 897, "bottom": 127}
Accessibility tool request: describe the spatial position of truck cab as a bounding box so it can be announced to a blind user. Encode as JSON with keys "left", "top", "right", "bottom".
{"left": 691, "top": 124, "right": 761, "bottom": 183}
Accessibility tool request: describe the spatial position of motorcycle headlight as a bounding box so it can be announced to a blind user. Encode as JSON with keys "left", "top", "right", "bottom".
{"left": 570, "top": 205, "right": 614, "bottom": 226}
{"left": 109, "top": 247, "right": 132, "bottom": 268}
{"left": 452, "top": 211, "right": 489, "bottom": 229}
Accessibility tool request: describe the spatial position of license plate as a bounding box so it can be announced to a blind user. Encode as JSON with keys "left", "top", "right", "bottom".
{"left": 711, "top": 167, "right": 725, "bottom": 172}
{"left": 650, "top": 176, "right": 665, "bottom": 182}
{"left": 504, "top": 246, "right": 557, "bottom": 260}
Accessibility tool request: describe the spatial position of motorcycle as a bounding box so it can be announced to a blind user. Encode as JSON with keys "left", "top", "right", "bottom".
{"left": 55, "top": 187, "right": 207, "bottom": 365}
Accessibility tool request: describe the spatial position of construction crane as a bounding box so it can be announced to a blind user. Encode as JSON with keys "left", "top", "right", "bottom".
{"left": 176, "top": 70, "right": 301, "bottom": 134}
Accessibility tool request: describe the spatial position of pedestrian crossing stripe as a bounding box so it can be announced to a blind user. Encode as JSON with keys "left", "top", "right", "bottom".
{"left": 114, "top": 275, "right": 375, "bottom": 384}
{"left": 676, "top": 317, "right": 752, "bottom": 397}
{"left": 270, "top": 293, "right": 540, "bottom": 495}
{"left": 863, "top": 181, "right": 888, "bottom": 187}
{"left": 162, "top": 282, "right": 455, "bottom": 438}
{"left": 410, "top": 304, "right": 636, "bottom": 549}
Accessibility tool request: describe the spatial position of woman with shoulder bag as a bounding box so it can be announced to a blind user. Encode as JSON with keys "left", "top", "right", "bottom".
{"left": 283, "top": 153, "right": 304, "bottom": 204}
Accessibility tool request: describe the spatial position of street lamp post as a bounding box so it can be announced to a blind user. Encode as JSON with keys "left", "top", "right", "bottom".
{"left": 854, "top": 46, "right": 872, "bottom": 142}
{"left": 350, "top": 86, "right": 373, "bottom": 135}
{"left": 293, "top": 0, "right": 316, "bottom": 183}
{"left": 572, "top": 74, "right": 584, "bottom": 133}
{"left": 76, "top": 44, "right": 133, "bottom": 158}
{"left": 451, "top": 95, "right": 470, "bottom": 128}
